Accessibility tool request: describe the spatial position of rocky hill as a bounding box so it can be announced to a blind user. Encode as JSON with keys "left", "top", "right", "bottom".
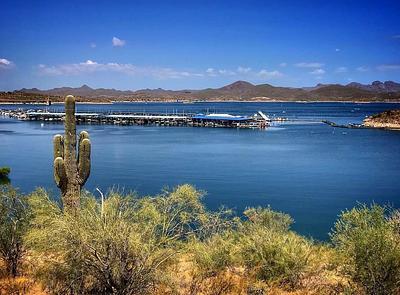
{"left": 2, "top": 80, "right": 400, "bottom": 103}
{"left": 347, "top": 81, "right": 400, "bottom": 93}
{"left": 363, "top": 109, "right": 400, "bottom": 130}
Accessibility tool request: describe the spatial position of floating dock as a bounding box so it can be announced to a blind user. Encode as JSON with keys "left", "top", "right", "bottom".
{"left": 0, "top": 109, "right": 283, "bottom": 129}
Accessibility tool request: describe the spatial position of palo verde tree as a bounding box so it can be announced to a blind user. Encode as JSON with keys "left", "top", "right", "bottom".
{"left": 53, "top": 95, "right": 91, "bottom": 210}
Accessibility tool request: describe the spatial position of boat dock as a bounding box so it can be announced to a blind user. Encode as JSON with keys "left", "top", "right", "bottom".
{"left": 0, "top": 109, "right": 281, "bottom": 129}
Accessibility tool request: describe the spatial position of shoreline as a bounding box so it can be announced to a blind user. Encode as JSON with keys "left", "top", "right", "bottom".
{"left": 323, "top": 109, "right": 400, "bottom": 131}
{"left": 363, "top": 123, "right": 400, "bottom": 130}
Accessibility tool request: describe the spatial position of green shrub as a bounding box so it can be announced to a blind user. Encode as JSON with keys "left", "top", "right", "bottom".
{"left": 243, "top": 206, "right": 293, "bottom": 232}
{"left": 190, "top": 232, "right": 238, "bottom": 276}
{"left": 26, "top": 185, "right": 231, "bottom": 295}
{"left": 236, "top": 207, "right": 314, "bottom": 288}
{"left": 331, "top": 204, "right": 400, "bottom": 295}
{"left": 0, "top": 167, "right": 10, "bottom": 178}
{"left": 238, "top": 227, "right": 313, "bottom": 288}
{"left": 5, "top": 181, "right": 397, "bottom": 294}
{"left": 0, "top": 185, "right": 31, "bottom": 277}
{"left": 188, "top": 206, "right": 315, "bottom": 290}
{"left": 0, "top": 167, "right": 11, "bottom": 185}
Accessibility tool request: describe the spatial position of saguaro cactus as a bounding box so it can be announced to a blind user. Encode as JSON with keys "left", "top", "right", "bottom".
{"left": 53, "top": 95, "right": 91, "bottom": 210}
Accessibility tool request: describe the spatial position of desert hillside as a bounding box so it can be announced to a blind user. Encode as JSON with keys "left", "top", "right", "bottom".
{"left": 1, "top": 80, "right": 400, "bottom": 103}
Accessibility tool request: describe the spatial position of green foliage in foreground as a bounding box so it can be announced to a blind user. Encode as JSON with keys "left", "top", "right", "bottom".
{"left": 25, "top": 185, "right": 232, "bottom": 294}
{"left": 1, "top": 184, "right": 400, "bottom": 295}
{"left": 190, "top": 207, "right": 316, "bottom": 289}
{"left": 331, "top": 204, "right": 400, "bottom": 295}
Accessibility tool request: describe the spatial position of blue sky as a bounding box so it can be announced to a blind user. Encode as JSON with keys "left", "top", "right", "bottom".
{"left": 0, "top": 0, "right": 399, "bottom": 91}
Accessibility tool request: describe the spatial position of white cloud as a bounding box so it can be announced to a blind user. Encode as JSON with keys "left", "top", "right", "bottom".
{"left": 205, "top": 66, "right": 284, "bottom": 79}
{"left": 90, "top": 43, "right": 96, "bottom": 48}
{"left": 84, "top": 60, "right": 97, "bottom": 65}
{"left": 206, "top": 68, "right": 217, "bottom": 76}
{"left": 206, "top": 67, "right": 245, "bottom": 76}
{"left": 37, "top": 60, "right": 285, "bottom": 81}
{"left": 112, "top": 36, "right": 126, "bottom": 47}
{"left": 218, "top": 69, "right": 236, "bottom": 75}
{"left": 356, "top": 66, "right": 369, "bottom": 72}
{"left": 279, "top": 62, "right": 287, "bottom": 67}
{"left": 0, "top": 58, "right": 14, "bottom": 69}
{"left": 335, "top": 48, "right": 340, "bottom": 52}
{"left": 237, "top": 66, "right": 251, "bottom": 73}
{"left": 295, "top": 62, "right": 324, "bottom": 68}
{"left": 335, "top": 66, "right": 347, "bottom": 73}
{"left": 310, "top": 68, "right": 325, "bottom": 75}
{"left": 257, "top": 69, "right": 283, "bottom": 78}
{"left": 377, "top": 64, "right": 400, "bottom": 71}
{"left": 204, "top": 66, "right": 283, "bottom": 79}
{"left": 37, "top": 60, "right": 204, "bottom": 79}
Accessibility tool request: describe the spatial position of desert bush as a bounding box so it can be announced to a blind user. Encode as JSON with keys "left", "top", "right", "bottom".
{"left": 7, "top": 182, "right": 396, "bottom": 294}
{"left": 0, "top": 185, "right": 31, "bottom": 277}
{"left": 27, "top": 190, "right": 167, "bottom": 294}
{"left": 26, "top": 185, "right": 231, "bottom": 295}
{"left": 190, "top": 233, "right": 238, "bottom": 276}
{"left": 139, "top": 185, "right": 234, "bottom": 243}
{"left": 187, "top": 231, "right": 244, "bottom": 295}
{"left": 237, "top": 207, "right": 315, "bottom": 289}
{"left": 389, "top": 209, "right": 400, "bottom": 234}
{"left": 238, "top": 227, "right": 314, "bottom": 288}
{"left": 243, "top": 206, "right": 293, "bottom": 232}
{"left": 331, "top": 204, "right": 400, "bottom": 295}
{"left": 186, "top": 206, "right": 317, "bottom": 292}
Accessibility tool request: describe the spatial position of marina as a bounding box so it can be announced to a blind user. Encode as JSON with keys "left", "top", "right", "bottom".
{"left": 0, "top": 108, "right": 283, "bottom": 128}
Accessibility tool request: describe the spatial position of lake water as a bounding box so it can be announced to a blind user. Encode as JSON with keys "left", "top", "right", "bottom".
{"left": 1, "top": 102, "right": 400, "bottom": 240}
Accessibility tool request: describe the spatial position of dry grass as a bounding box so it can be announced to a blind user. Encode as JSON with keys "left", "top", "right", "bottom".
{"left": 154, "top": 252, "right": 350, "bottom": 295}
{"left": 0, "top": 261, "right": 351, "bottom": 295}
{"left": 0, "top": 277, "right": 46, "bottom": 295}
{"left": 0, "top": 260, "right": 46, "bottom": 295}
{"left": 0, "top": 236, "right": 352, "bottom": 294}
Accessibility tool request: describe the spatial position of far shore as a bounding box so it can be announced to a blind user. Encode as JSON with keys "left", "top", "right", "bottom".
{"left": 0, "top": 101, "right": 113, "bottom": 105}
{"left": 1, "top": 99, "right": 400, "bottom": 105}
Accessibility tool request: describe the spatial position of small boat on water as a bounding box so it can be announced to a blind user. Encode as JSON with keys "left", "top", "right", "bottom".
{"left": 192, "top": 113, "right": 250, "bottom": 121}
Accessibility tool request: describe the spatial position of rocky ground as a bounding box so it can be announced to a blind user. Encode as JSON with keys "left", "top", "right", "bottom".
{"left": 363, "top": 109, "right": 400, "bottom": 130}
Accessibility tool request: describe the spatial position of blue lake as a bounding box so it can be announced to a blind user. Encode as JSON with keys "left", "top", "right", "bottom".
{"left": 1, "top": 102, "right": 400, "bottom": 240}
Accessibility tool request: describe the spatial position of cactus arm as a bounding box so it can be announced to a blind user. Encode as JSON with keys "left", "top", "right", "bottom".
{"left": 79, "top": 130, "right": 90, "bottom": 144}
{"left": 53, "top": 134, "right": 64, "bottom": 160}
{"left": 54, "top": 157, "right": 67, "bottom": 188}
{"left": 78, "top": 138, "right": 91, "bottom": 185}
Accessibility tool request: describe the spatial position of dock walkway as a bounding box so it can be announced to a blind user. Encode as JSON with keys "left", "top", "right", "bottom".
{"left": 0, "top": 109, "right": 270, "bottom": 129}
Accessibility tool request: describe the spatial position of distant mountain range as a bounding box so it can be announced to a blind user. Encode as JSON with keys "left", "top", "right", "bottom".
{"left": 3, "top": 80, "right": 400, "bottom": 103}
{"left": 346, "top": 81, "right": 400, "bottom": 93}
